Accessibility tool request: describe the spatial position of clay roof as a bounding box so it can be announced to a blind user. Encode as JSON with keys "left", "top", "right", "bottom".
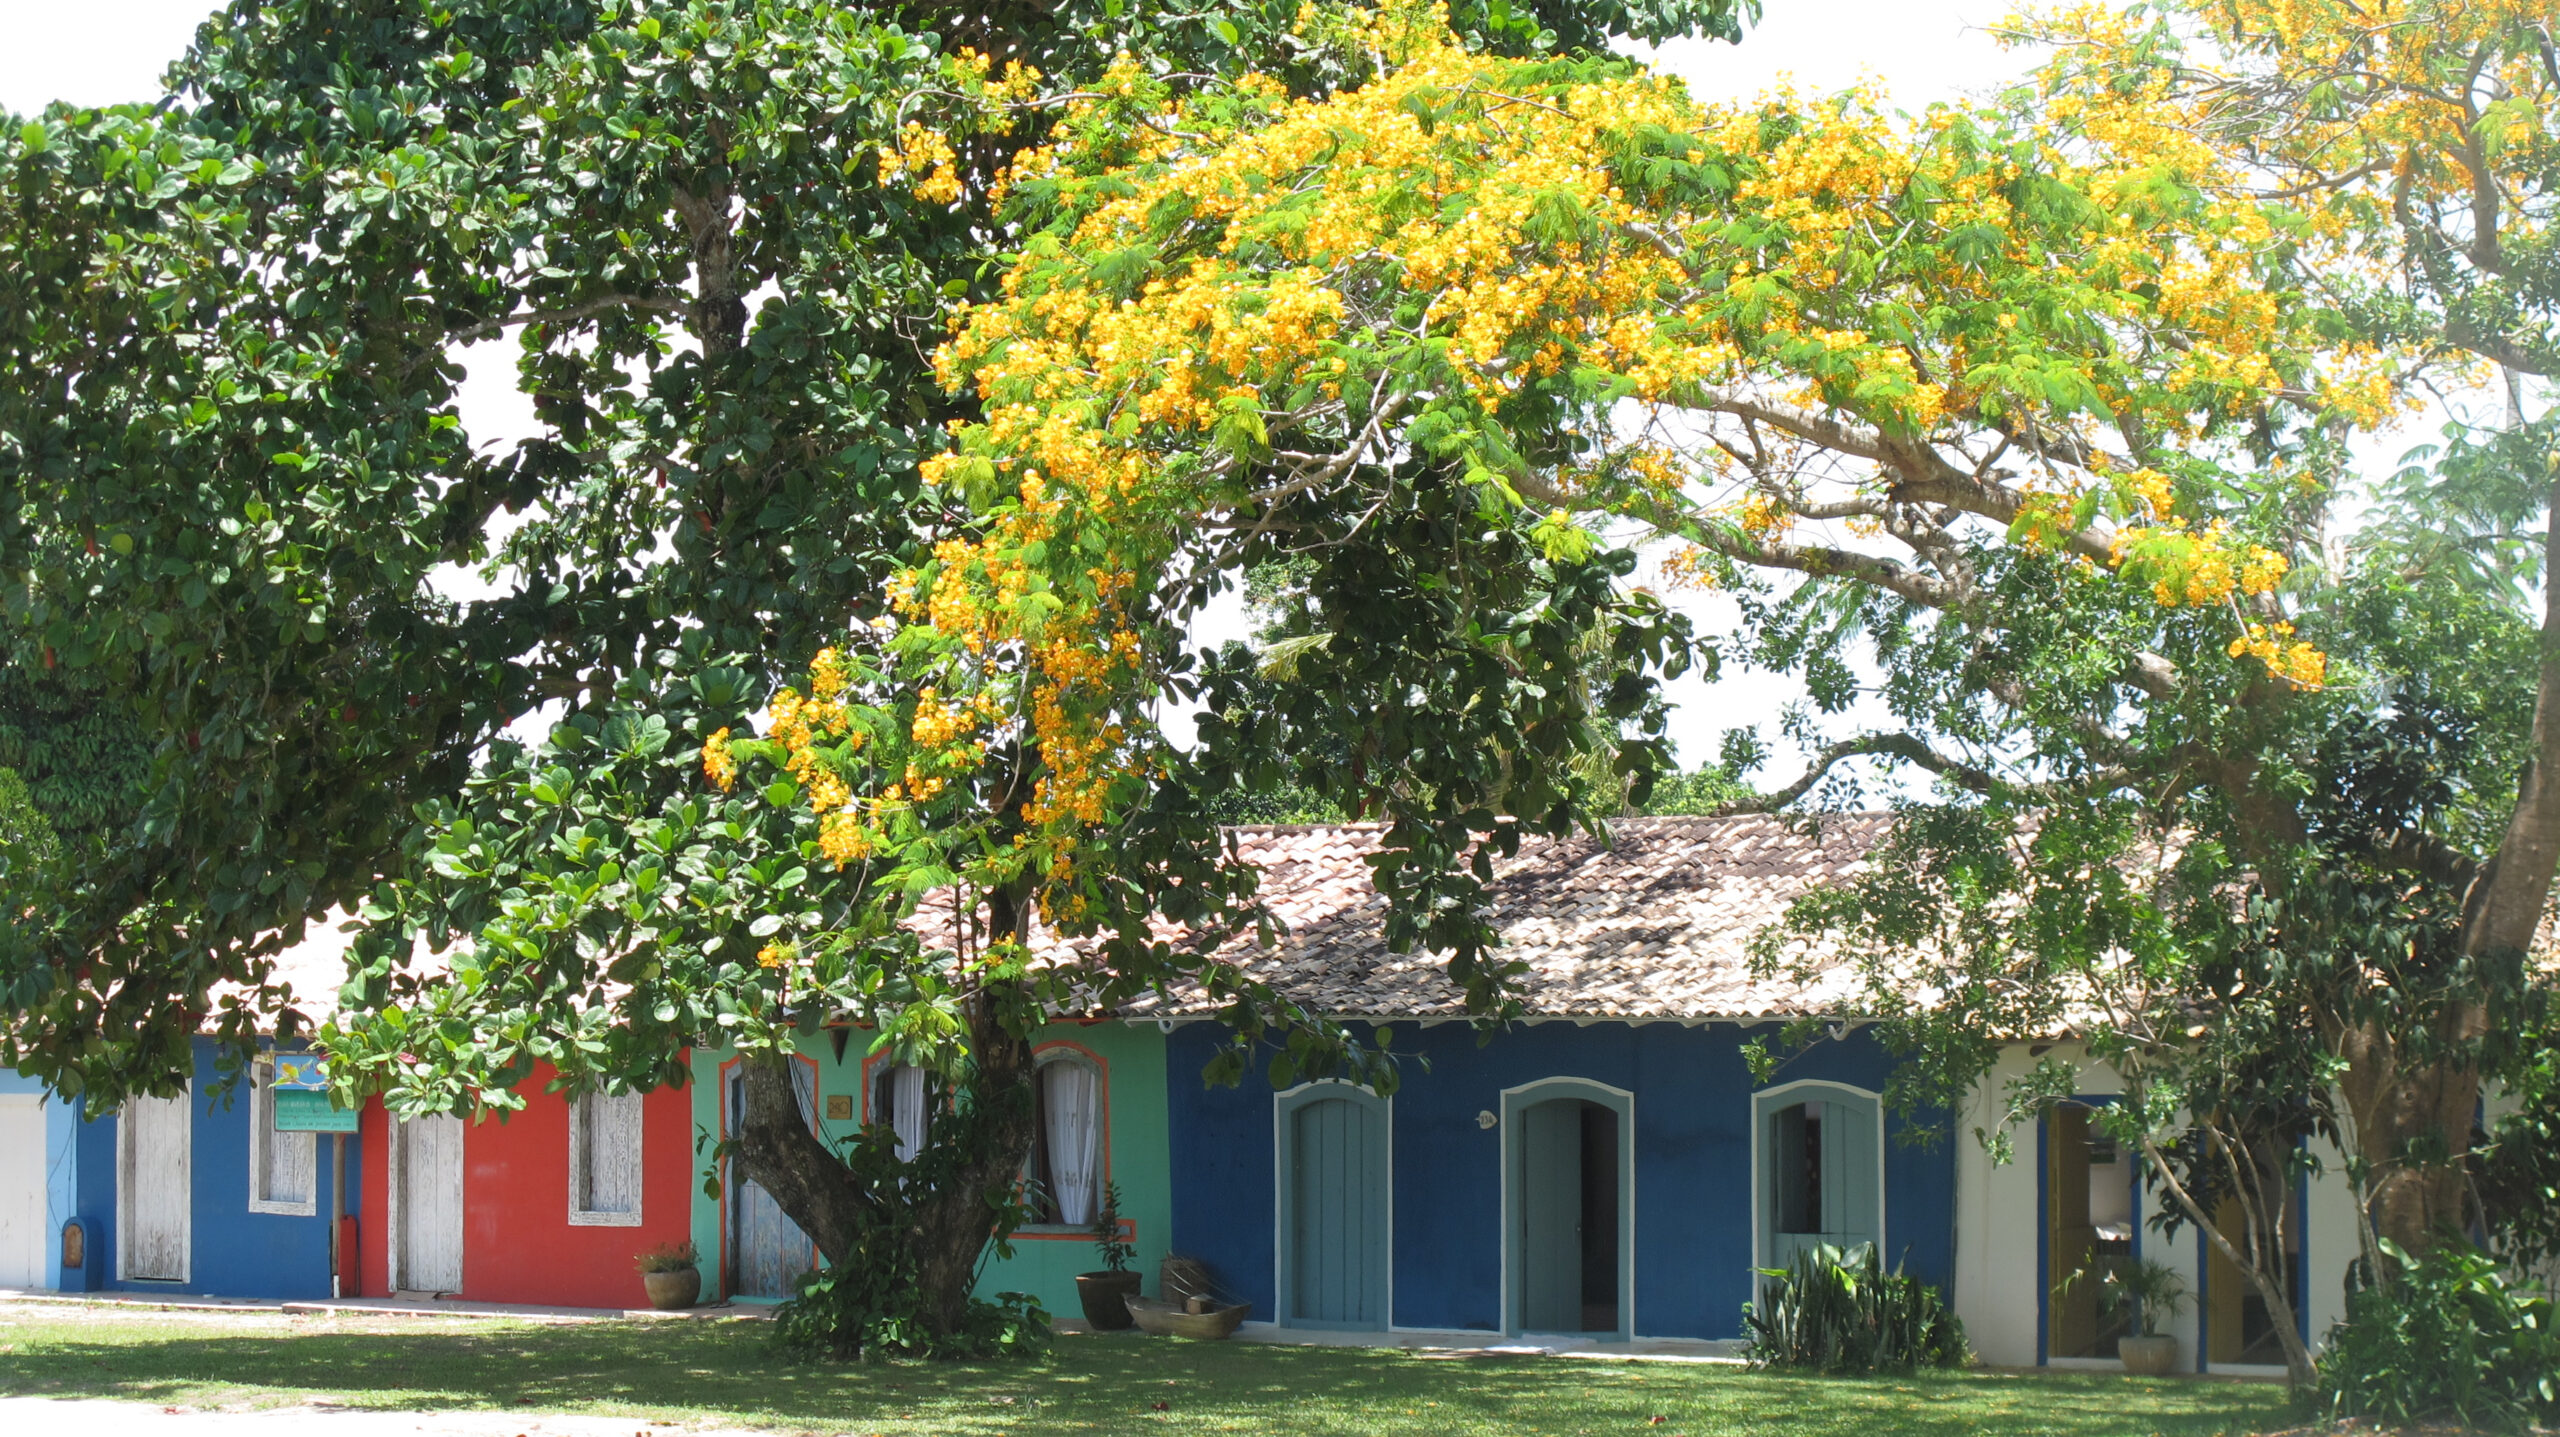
{"left": 1114, "top": 813, "right": 1890, "bottom": 1020}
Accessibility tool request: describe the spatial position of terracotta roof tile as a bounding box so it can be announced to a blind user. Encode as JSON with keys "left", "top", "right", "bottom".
{"left": 1117, "top": 813, "right": 1889, "bottom": 1020}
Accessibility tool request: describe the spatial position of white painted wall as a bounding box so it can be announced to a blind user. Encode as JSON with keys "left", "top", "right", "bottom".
{"left": 1950, "top": 1044, "right": 2365, "bottom": 1372}
{"left": 0, "top": 1096, "right": 45, "bottom": 1288}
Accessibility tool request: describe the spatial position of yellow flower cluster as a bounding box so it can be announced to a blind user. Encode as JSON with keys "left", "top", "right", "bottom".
{"left": 879, "top": 122, "right": 964, "bottom": 205}
{"left": 2228, "top": 622, "right": 2326, "bottom": 688}
{"left": 701, "top": 728, "right": 736, "bottom": 792}
{"left": 756, "top": 942, "right": 793, "bottom": 970}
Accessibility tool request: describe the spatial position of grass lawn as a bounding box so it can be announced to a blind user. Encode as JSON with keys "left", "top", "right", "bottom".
{"left": 0, "top": 1302, "right": 2295, "bottom": 1436}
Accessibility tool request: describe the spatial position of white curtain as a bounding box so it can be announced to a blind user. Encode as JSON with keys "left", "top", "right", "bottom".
{"left": 889, "top": 1065, "right": 930, "bottom": 1163}
{"left": 1042, "top": 1060, "right": 1101, "bottom": 1226}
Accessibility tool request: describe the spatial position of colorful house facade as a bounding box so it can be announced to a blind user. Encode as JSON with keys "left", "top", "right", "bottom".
{"left": 1124, "top": 817, "right": 1957, "bottom": 1343}
{"left": 354, "top": 1069, "right": 696, "bottom": 1309}
{"left": 0, "top": 1038, "right": 353, "bottom": 1299}
{"left": 686, "top": 1018, "right": 1172, "bottom": 1318}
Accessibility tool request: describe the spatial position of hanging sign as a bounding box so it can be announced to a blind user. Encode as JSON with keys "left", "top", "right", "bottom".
{"left": 270, "top": 1053, "right": 358, "bottom": 1132}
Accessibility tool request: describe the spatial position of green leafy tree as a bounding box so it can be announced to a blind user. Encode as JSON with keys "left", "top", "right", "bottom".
{"left": 1, "top": 0, "right": 1746, "bottom": 1343}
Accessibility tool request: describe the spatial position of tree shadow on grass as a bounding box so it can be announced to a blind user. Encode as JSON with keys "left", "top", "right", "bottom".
{"left": 0, "top": 1322, "right": 2291, "bottom": 1436}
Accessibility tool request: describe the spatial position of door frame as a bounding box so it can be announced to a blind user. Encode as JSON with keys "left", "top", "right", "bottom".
{"left": 1500, "top": 1077, "right": 1634, "bottom": 1339}
{"left": 115, "top": 1084, "right": 193, "bottom": 1285}
{"left": 1272, "top": 1080, "right": 1393, "bottom": 1331}
{"left": 386, "top": 1114, "right": 464, "bottom": 1294}
{"left": 1749, "top": 1078, "right": 1885, "bottom": 1282}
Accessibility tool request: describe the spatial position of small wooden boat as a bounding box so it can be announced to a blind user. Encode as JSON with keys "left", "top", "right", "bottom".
{"left": 1123, "top": 1295, "right": 1250, "bottom": 1340}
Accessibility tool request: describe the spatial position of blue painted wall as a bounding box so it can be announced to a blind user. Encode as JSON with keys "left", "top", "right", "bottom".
{"left": 58, "top": 1038, "right": 358, "bottom": 1299}
{"left": 1165, "top": 1020, "right": 1956, "bottom": 1341}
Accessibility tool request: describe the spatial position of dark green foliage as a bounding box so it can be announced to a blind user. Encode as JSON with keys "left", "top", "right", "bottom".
{"left": 1741, "top": 1244, "right": 1970, "bottom": 1374}
{"left": 2478, "top": 1021, "right": 2560, "bottom": 1273}
{"left": 2315, "top": 1239, "right": 2560, "bottom": 1432}
{"left": 768, "top": 1109, "right": 1050, "bottom": 1362}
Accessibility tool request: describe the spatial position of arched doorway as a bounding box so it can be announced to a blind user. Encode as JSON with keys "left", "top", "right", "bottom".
{"left": 1504, "top": 1079, "right": 1633, "bottom": 1338}
{"left": 1277, "top": 1084, "right": 1390, "bottom": 1329}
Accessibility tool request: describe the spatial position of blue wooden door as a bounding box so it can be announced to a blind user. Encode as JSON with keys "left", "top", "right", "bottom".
{"left": 1282, "top": 1090, "right": 1388, "bottom": 1329}
{"left": 1519, "top": 1099, "right": 1584, "bottom": 1332}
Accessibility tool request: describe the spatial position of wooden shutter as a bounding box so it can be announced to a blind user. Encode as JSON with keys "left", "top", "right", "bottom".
{"left": 571, "top": 1092, "right": 644, "bottom": 1223}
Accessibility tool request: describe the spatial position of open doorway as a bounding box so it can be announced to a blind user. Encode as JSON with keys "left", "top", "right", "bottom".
{"left": 2206, "top": 1185, "right": 2304, "bottom": 1367}
{"left": 1513, "top": 1094, "right": 1625, "bottom": 1335}
{"left": 2046, "top": 1105, "right": 2136, "bottom": 1361}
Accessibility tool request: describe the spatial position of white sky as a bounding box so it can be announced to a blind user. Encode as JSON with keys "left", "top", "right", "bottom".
{"left": 0, "top": 2, "right": 2417, "bottom": 796}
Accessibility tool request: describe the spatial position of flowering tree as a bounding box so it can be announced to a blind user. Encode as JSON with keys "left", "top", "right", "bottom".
{"left": 874, "top": 0, "right": 2557, "bottom": 1382}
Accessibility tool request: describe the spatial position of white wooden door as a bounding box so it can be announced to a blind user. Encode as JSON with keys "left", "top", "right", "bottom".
{"left": 119, "top": 1089, "right": 192, "bottom": 1282}
{"left": 395, "top": 1115, "right": 465, "bottom": 1293}
{"left": 0, "top": 1096, "right": 45, "bottom": 1288}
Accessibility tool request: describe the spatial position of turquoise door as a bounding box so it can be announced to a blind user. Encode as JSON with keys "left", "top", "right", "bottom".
{"left": 1519, "top": 1099, "right": 1585, "bottom": 1332}
{"left": 1281, "top": 1088, "right": 1388, "bottom": 1329}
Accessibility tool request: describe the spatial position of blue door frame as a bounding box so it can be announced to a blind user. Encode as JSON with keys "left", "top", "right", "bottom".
{"left": 1501, "top": 1078, "right": 1633, "bottom": 1340}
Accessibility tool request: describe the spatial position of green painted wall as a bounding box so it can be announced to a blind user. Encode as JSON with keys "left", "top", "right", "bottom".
{"left": 686, "top": 1021, "right": 1172, "bottom": 1320}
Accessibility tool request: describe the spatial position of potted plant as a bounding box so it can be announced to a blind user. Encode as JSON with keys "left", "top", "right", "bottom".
{"left": 635, "top": 1240, "right": 702, "bottom": 1311}
{"left": 1073, "top": 1181, "right": 1141, "bottom": 1331}
{"left": 2107, "top": 1257, "right": 2190, "bottom": 1376}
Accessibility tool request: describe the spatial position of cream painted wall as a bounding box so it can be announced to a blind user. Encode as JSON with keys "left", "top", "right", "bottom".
{"left": 1951, "top": 1044, "right": 2367, "bottom": 1373}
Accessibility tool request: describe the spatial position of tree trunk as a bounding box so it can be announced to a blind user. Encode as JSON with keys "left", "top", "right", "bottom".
{"left": 2333, "top": 1013, "right": 2484, "bottom": 1259}
{"left": 727, "top": 883, "right": 1044, "bottom": 1339}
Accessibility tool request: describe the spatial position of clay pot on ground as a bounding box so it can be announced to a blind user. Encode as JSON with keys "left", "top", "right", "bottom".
{"left": 1076, "top": 1270, "right": 1143, "bottom": 1330}
{"left": 642, "top": 1267, "right": 703, "bottom": 1311}
{"left": 2118, "top": 1334, "right": 2180, "bottom": 1376}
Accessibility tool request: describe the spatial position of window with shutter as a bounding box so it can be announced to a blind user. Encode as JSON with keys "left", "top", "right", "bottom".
{"left": 248, "top": 1060, "right": 318, "bottom": 1216}
{"left": 568, "top": 1091, "right": 645, "bottom": 1225}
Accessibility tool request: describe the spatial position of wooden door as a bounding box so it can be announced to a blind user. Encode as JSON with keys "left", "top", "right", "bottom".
{"left": 395, "top": 1115, "right": 465, "bottom": 1293}
{"left": 0, "top": 1096, "right": 44, "bottom": 1288}
{"left": 1764, "top": 1089, "right": 1881, "bottom": 1273}
{"left": 1518, "top": 1099, "right": 1584, "bottom": 1332}
{"left": 728, "top": 1063, "right": 817, "bottom": 1298}
{"left": 119, "top": 1089, "right": 191, "bottom": 1282}
{"left": 1282, "top": 1092, "right": 1388, "bottom": 1329}
{"left": 2047, "top": 1107, "right": 2100, "bottom": 1358}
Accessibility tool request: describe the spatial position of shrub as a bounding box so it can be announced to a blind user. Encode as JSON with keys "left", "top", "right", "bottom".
{"left": 2316, "top": 1238, "right": 2559, "bottom": 1432}
{"left": 767, "top": 1103, "right": 1052, "bottom": 1362}
{"left": 1742, "top": 1243, "right": 1970, "bottom": 1373}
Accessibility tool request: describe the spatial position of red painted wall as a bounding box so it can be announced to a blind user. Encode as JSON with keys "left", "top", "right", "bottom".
{"left": 355, "top": 1072, "right": 695, "bottom": 1310}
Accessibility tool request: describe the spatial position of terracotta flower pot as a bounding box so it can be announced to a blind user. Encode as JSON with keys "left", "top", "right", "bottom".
{"left": 1076, "top": 1270, "right": 1143, "bottom": 1330}
{"left": 2119, "top": 1333, "right": 2180, "bottom": 1376}
{"left": 642, "top": 1267, "right": 702, "bottom": 1311}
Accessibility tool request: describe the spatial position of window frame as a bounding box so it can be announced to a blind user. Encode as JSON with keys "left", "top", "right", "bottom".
{"left": 1750, "top": 1078, "right": 1885, "bottom": 1272}
{"left": 1015, "top": 1042, "right": 1112, "bottom": 1238}
{"left": 246, "top": 1057, "right": 318, "bottom": 1218}
{"left": 565, "top": 1088, "right": 646, "bottom": 1228}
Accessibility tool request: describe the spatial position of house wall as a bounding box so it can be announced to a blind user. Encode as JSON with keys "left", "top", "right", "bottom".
{"left": 0, "top": 1067, "right": 82, "bottom": 1290}
{"left": 48, "top": 1038, "right": 356, "bottom": 1300}
{"left": 1951, "top": 1043, "right": 2363, "bottom": 1372}
{"left": 686, "top": 1021, "right": 1173, "bottom": 1319}
{"left": 1163, "top": 1019, "right": 1957, "bottom": 1342}
{"left": 354, "top": 1073, "right": 694, "bottom": 1308}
